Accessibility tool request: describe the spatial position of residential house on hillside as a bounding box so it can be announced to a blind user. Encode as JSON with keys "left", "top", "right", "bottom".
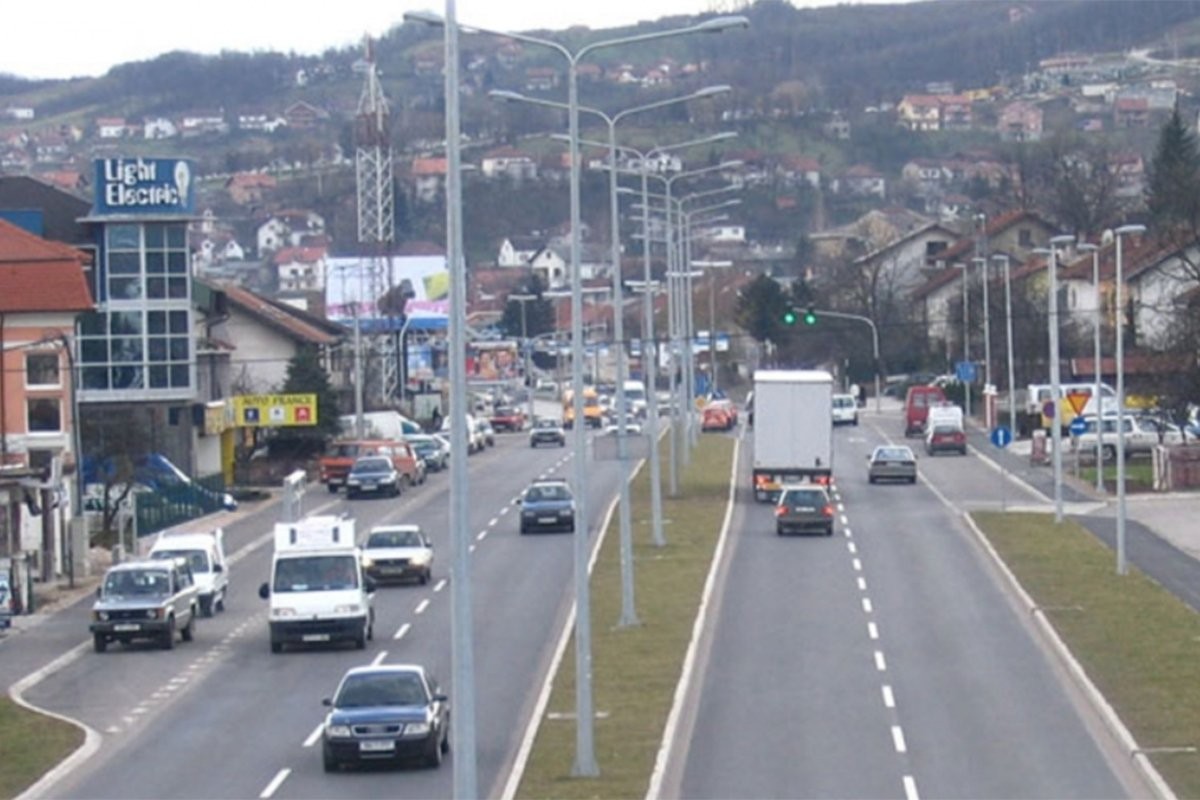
{"left": 0, "top": 218, "right": 94, "bottom": 580}
{"left": 497, "top": 236, "right": 543, "bottom": 268}
{"left": 274, "top": 246, "right": 328, "bottom": 292}
{"left": 256, "top": 210, "right": 326, "bottom": 255}
{"left": 95, "top": 118, "right": 128, "bottom": 139}
{"left": 237, "top": 113, "right": 288, "bottom": 133}
{"left": 408, "top": 156, "right": 448, "bottom": 203}
{"left": 524, "top": 67, "right": 559, "bottom": 92}
{"left": 226, "top": 172, "right": 278, "bottom": 206}
{"left": 778, "top": 155, "right": 821, "bottom": 189}
{"left": 480, "top": 148, "right": 538, "bottom": 181}
{"left": 284, "top": 101, "right": 330, "bottom": 129}
{"left": 998, "top": 100, "right": 1043, "bottom": 141}
{"left": 897, "top": 95, "right": 943, "bottom": 131}
{"left": 837, "top": 165, "right": 886, "bottom": 198}
{"left": 143, "top": 117, "right": 178, "bottom": 140}
{"left": 180, "top": 111, "right": 228, "bottom": 137}
{"left": 207, "top": 282, "right": 345, "bottom": 395}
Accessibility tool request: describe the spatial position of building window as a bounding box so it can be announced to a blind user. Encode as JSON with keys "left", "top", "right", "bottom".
{"left": 27, "top": 398, "right": 62, "bottom": 432}
{"left": 25, "top": 353, "right": 61, "bottom": 388}
{"left": 27, "top": 449, "right": 56, "bottom": 473}
{"left": 1018, "top": 228, "right": 1033, "bottom": 248}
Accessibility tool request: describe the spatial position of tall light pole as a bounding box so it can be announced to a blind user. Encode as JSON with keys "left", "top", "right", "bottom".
{"left": 695, "top": 258, "right": 733, "bottom": 395}
{"left": 1076, "top": 242, "right": 1103, "bottom": 491}
{"left": 992, "top": 253, "right": 1018, "bottom": 440}
{"left": 1113, "top": 223, "right": 1145, "bottom": 575}
{"left": 973, "top": 255, "right": 992, "bottom": 425}
{"left": 954, "top": 262, "right": 971, "bottom": 419}
{"left": 509, "top": 293, "right": 538, "bottom": 425}
{"left": 1035, "top": 234, "right": 1077, "bottom": 523}
{"left": 408, "top": 11, "right": 751, "bottom": 774}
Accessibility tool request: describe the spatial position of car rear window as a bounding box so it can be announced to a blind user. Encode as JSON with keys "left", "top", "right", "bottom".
{"left": 781, "top": 489, "right": 826, "bottom": 506}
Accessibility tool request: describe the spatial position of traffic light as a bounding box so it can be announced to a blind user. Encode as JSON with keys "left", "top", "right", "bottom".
{"left": 803, "top": 307, "right": 817, "bottom": 325}
{"left": 782, "top": 308, "right": 798, "bottom": 325}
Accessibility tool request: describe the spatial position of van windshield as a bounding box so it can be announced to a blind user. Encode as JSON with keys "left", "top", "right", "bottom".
{"left": 273, "top": 555, "right": 359, "bottom": 592}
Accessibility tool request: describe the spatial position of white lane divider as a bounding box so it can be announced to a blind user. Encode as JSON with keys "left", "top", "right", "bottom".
{"left": 874, "top": 650, "right": 887, "bottom": 671}
{"left": 847, "top": 541, "right": 858, "bottom": 554}
{"left": 488, "top": 517, "right": 499, "bottom": 527}
{"left": 868, "top": 621, "right": 879, "bottom": 640}
{"left": 414, "top": 599, "right": 430, "bottom": 615}
{"left": 500, "top": 506, "right": 509, "bottom": 515}
{"left": 371, "top": 650, "right": 388, "bottom": 666}
{"left": 852, "top": 558, "right": 862, "bottom": 572}
{"left": 862, "top": 597, "right": 873, "bottom": 614}
{"left": 477, "top": 530, "right": 488, "bottom": 542}
{"left": 259, "top": 768, "right": 290, "bottom": 799}
{"left": 393, "top": 623, "right": 411, "bottom": 641}
{"left": 882, "top": 685, "right": 895, "bottom": 709}
{"left": 857, "top": 577, "right": 867, "bottom": 592}
{"left": 891, "top": 725, "right": 907, "bottom": 753}
{"left": 303, "top": 723, "right": 323, "bottom": 748}
{"left": 434, "top": 579, "right": 448, "bottom": 592}
{"left": 903, "top": 774, "right": 920, "bottom": 800}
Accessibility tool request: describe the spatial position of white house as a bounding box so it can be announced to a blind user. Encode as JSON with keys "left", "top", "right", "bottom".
{"left": 144, "top": 117, "right": 178, "bottom": 139}
{"left": 96, "top": 118, "right": 127, "bottom": 139}
{"left": 275, "top": 246, "right": 328, "bottom": 293}
{"left": 497, "top": 236, "right": 542, "bottom": 268}
{"left": 480, "top": 148, "right": 538, "bottom": 180}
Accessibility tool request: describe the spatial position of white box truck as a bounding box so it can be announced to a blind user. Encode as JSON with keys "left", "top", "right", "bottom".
{"left": 752, "top": 370, "right": 834, "bottom": 501}
{"left": 149, "top": 526, "right": 228, "bottom": 616}
{"left": 257, "top": 515, "right": 375, "bottom": 653}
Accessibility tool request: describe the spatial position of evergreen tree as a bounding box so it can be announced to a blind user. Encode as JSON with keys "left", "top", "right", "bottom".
{"left": 1146, "top": 106, "right": 1200, "bottom": 236}
{"left": 499, "top": 275, "right": 555, "bottom": 339}
{"left": 273, "top": 345, "right": 342, "bottom": 453}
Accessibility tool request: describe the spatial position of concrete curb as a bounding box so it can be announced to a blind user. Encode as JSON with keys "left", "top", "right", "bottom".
{"left": 961, "top": 512, "right": 1176, "bottom": 800}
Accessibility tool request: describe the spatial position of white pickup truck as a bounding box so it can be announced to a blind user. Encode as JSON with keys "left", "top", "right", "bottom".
{"left": 1072, "top": 414, "right": 1184, "bottom": 461}
{"left": 149, "top": 527, "right": 228, "bottom": 616}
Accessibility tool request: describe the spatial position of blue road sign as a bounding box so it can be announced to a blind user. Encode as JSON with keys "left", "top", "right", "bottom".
{"left": 955, "top": 360, "right": 977, "bottom": 383}
{"left": 990, "top": 425, "right": 1013, "bottom": 448}
{"left": 1069, "top": 416, "right": 1088, "bottom": 437}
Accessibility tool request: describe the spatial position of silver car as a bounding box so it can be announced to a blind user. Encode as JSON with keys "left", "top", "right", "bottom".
{"left": 867, "top": 445, "right": 918, "bottom": 484}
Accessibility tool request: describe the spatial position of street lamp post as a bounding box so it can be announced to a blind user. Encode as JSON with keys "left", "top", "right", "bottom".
{"left": 992, "top": 253, "right": 1018, "bottom": 440}
{"left": 955, "top": 262, "right": 971, "bottom": 419}
{"left": 695, "top": 259, "right": 733, "bottom": 395}
{"left": 1076, "top": 242, "right": 1103, "bottom": 491}
{"left": 1114, "top": 223, "right": 1146, "bottom": 575}
{"left": 973, "top": 255, "right": 992, "bottom": 426}
{"left": 804, "top": 309, "right": 882, "bottom": 414}
{"left": 509, "top": 293, "right": 538, "bottom": 425}
{"left": 1035, "top": 234, "right": 1077, "bottom": 524}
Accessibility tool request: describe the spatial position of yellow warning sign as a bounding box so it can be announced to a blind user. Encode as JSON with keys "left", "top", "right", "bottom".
{"left": 232, "top": 394, "right": 317, "bottom": 427}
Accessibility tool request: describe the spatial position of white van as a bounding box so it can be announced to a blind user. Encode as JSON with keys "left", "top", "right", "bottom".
{"left": 622, "top": 380, "right": 648, "bottom": 419}
{"left": 258, "top": 516, "right": 375, "bottom": 653}
{"left": 149, "top": 527, "right": 228, "bottom": 617}
{"left": 1026, "top": 382, "right": 1117, "bottom": 419}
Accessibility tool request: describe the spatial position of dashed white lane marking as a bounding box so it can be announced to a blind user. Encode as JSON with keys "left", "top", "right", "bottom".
{"left": 538, "top": 473, "right": 548, "bottom": 480}
{"left": 852, "top": 558, "right": 862, "bottom": 571}
{"left": 892, "top": 725, "right": 907, "bottom": 753}
{"left": 868, "top": 621, "right": 879, "bottom": 640}
{"left": 393, "top": 623, "right": 411, "bottom": 641}
{"left": 371, "top": 650, "right": 388, "bottom": 666}
{"left": 499, "top": 506, "right": 509, "bottom": 515}
{"left": 469, "top": 544, "right": 477, "bottom": 553}
{"left": 414, "top": 599, "right": 430, "bottom": 615}
{"left": 259, "top": 768, "right": 290, "bottom": 799}
{"left": 837, "top": 503, "right": 845, "bottom": 512}
{"left": 434, "top": 579, "right": 448, "bottom": 592}
{"left": 840, "top": 515, "right": 850, "bottom": 526}
{"left": 477, "top": 530, "right": 488, "bottom": 541}
{"left": 844, "top": 527, "right": 852, "bottom": 538}
{"left": 882, "top": 684, "right": 895, "bottom": 708}
{"left": 847, "top": 541, "right": 858, "bottom": 554}
{"left": 303, "top": 723, "right": 323, "bottom": 748}
{"left": 862, "top": 597, "right": 873, "bottom": 614}
{"left": 903, "top": 774, "right": 920, "bottom": 800}
{"left": 488, "top": 517, "right": 499, "bottom": 527}
{"left": 857, "top": 576, "right": 867, "bottom": 591}
{"left": 874, "top": 650, "right": 887, "bottom": 671}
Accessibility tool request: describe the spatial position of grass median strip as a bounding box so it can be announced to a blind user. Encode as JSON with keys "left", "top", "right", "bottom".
{"left": 0, "top": 695, "right": 83, "bottom": 799}
{"left": 974, "top": 510, "right": 1200, "bottom": 798}
{"left": 517, "top": 433, "right": 736, "bottom": 799}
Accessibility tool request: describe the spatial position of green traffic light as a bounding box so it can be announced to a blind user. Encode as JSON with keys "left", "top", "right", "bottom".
{"left": 783, "top": 309, "right": 797, "bottom": 325}
{"left": 803, "top": 308, "right": 817, "bottom": 325}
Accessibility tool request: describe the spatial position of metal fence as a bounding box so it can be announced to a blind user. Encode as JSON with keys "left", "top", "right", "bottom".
{"left": 134, "top": 473, "right": 229, "bottom": 538}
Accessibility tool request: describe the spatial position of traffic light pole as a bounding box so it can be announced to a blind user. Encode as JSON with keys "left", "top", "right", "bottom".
{"left": 786, "top": 307, "right": 881, "bottom": 414}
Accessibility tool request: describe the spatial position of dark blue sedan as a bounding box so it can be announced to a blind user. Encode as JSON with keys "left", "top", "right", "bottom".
{"left": 519, "top": 479, "right": 576, "bottom": 534}
{"left": 321, "top": 664, "right": 450, "bottom": 771}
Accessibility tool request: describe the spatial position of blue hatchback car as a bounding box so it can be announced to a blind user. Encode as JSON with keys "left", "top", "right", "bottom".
{"left": 518, "top": 479, "right": 576, "bottom": 534}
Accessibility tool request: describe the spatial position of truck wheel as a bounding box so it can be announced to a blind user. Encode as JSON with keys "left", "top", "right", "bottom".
{"left": 181, "top": 611, "right": 195, "bottom": 642}
{"left": 1102, "top": 444, "right": 1117, "bottom": 462}
{"left": 161, "top": 618, "right": 176, "bottom": 650}
{"left": 93, "top": 634, "right": 107, "bottom": 653}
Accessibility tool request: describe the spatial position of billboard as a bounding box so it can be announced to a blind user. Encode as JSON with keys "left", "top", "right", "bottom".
{"left": 92, "top": 158, "right": 196, "bottom": 216}
{"left": 325, "top": 255, "right": 449, "bottom": 321}
{"left": 232, "top": 394, "right": 317, "bottom": 427}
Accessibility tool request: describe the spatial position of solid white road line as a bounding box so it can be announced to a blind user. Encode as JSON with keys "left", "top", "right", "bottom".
{"left": 259, "top": 768, "right": 290, "bottom": 799}
{"left": 882, "top": 684, "right": 895, "bottom": 709}
{"left": 903, "top": 774, "right": 921, "bottom": 800}
{"left": 393, "top": 623, "right": 411, "bottom": 641}
{"left": 414, "top": 599, "right": 430, "bottom": 615}
{"left": 892, "top": 725, "right": 907, "bottom": 753}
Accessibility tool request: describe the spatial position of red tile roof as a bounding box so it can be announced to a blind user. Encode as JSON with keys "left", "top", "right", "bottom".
{"left": 0, "top": 219, "right": 93, "bottom": 313}
{"left": 218, "top": 282, "right": 343, "bottom": 345}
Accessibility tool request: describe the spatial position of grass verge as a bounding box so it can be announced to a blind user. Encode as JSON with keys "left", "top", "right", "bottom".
{"left": 0, "top": 695, "right": 83, "bottom": 799}
{"left": 974, "top": 511, "right": 1200, "bottom": 797}
{"left": 516, "top": 434, "right": 736, "bottom": 799}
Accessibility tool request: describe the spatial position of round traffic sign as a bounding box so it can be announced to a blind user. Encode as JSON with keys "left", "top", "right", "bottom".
{"left": 990, "top": 425, "right": 1013, "bottom": 448}
{"left": 1069, "top": 416, "right": 1088, "bottom": 437}
{"left": 1042, "top": 400, "right": 1057, "bottom": 419}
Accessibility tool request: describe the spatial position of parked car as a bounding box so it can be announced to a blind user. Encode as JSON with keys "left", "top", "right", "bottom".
{"left": 321, "top": 664, "right": 450, "bottom": 771}
{"left": 518, "top": 479, "right": 576, "bottom": 534}
{"left": 702, "top": 404, "right": 735, "bottom": 432}
{"left": 345, "top": 456, "right": 401, "bottom": 499}
{"left": 490, "top": 406, "right": 527, "bottom": 432}
{"left": 440, "top": 415, "right": 485, "bottom": 454}
{"left": 867, "top": 445, "right": 918, "bottom": 484}
{"left": 774, "top": 484, "right": 836, "bottom": 536}
{"left": 406, "top": 434, "right": 448, "bottom": 472}
{"left": 361, "top": 525, "right": 433, "bottom": 585}
{"left": 529, "top": 418, "right": 566, "bottom": 448}
{"left": 1073, "top": 414, "right": 1185, "bottom": 461}
{"left": 904, "top": 385, "right": 947, "bottom": 437}
{"left": 91, "top": 559, "right": 200, "bottom": 652}
{"left": 831, "top": 393, "right": 859, "bottom": 426}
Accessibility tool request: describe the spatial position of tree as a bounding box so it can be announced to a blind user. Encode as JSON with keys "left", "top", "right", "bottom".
{"left": 1146, "top": 106, "right": 1200, "bottom": 236}
{"left": 270, "top": 346, "right": 342, "bottom": 455}
{"left": 499, "top": 275, "right": 555, "bottom": 339}
{"left": 734, "top": 273, "right": 793, "bottom": 344}
{"left": 79, "top": 406, "right": 144, "bottom": 546}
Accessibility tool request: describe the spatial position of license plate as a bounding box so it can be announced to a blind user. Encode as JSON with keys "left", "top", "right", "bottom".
{"left": 380, "top": 567, "right": 405, "bottom": 575}
{"left": 302, "top": 633, "right": 331, "bottom": 642}
{"left": 360, "top": 740, "right": 396, "bottom": 752}
{"left": 363, "top": 482, "right": 376, "bottom": 489}
{"left": 794, "top": 506, "right": 815, "bottom": 512}
{"left": 113, "top": 623, "right": 140, "bottom": 632}
{"left": 538, "top": 517, "right": 556, "bottom": 523}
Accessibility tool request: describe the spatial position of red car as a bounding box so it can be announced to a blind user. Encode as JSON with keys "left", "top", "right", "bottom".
{"left": 702, "top": 405, "right": 735, "bottom": 432}
{"left": 489, "top": 406, "right": 527, "bottom": 432}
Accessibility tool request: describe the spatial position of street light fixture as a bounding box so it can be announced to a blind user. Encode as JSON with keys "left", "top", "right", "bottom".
{"left": 1076, "top": 242, "right": 1104, "bottom": 491}
{"left": 1034, "top": 233, "right": 1077, "bottom": 523}
{"left": 1113, "top": 223, "right": 1146, "bottom": 575}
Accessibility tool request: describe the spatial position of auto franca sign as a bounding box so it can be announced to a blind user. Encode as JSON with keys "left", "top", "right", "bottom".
{"left": 93, "top": 157, "right": 196, "bottom": 216}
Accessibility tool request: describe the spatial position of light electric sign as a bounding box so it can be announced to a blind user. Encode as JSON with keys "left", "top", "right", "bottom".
{"left": 93, "top": 157, "right": 196, "bottom": 216}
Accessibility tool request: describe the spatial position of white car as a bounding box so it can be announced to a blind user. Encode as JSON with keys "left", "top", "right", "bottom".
{"left": 440, "top": 414, "right": 486, "bottom": 454}
{"left": 1073, "top": 414, "right": 1184, "bottom": 461}
{"left": 361, "top": 524, "right": 433, "bottom": 585}
{"left": 604, "top": 415, "right": 643, "bottom": 436}
{"left": 831, "top": 393, "right": 859, "bottom": 426}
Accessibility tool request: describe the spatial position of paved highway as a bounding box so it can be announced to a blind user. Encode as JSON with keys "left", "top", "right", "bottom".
{"left": 672, "top": 414, "right": 1145, "bottom": 799}
{"left": 21, "top": 427, "right": 622, "bottom": 799}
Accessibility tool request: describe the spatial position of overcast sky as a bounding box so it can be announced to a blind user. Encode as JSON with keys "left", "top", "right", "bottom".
{"left": 3, "top": 0, "right": 884, "bottom": 80}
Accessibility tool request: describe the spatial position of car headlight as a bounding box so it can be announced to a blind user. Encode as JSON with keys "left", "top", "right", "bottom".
{"left": 404, "top": 721, "right": 430, "bottom": 736}
{"left": 361, "top": 557, "right": 375, "bottom": 569}
{"left": 334, "top": 604, "right": 362, "bottom": 614}
{"left": 94, "top": 610, "right": 109, "bottom": 622}
{"left": 411, "top": 552, "right": 431, "bottom": 565}
{"left": 347, "top": 478, "right": 361, "bottom": 485}
{"left": 145, "top": 608, "right": 161, "bottom": 619}
{"left": 325, "top": 724, "right": 352, "bottom": 738}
